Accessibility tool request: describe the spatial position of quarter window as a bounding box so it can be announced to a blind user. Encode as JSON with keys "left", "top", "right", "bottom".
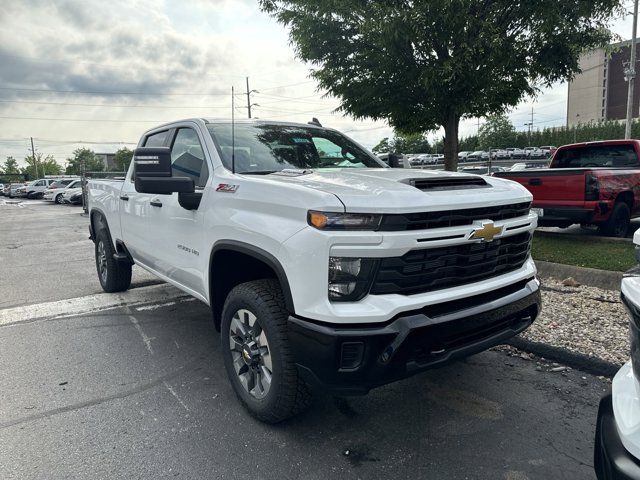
{"left": 144, "top": 130, "right": 168, "bottom": 147}
{"left": 170, "top": 128, "right": 209, "bottom": 188}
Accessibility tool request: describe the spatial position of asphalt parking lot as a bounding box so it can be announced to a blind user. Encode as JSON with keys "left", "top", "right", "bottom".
{"left": 0, "top": 198, "right": 611, "bottom": 479}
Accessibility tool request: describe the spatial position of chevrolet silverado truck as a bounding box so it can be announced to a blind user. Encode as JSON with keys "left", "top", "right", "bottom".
{"left": 87, "top": 118, "right": 541, "bottom": 422}
{"left": 495, "top": 140, "right": 640, "bottom": 237}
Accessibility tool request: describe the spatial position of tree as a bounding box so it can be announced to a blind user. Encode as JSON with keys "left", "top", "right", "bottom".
{"left": 113, "top": 147, "right": 133, "bottom": 172}
{"left": 372, "top": 137, "right": 391, "bottom": 154}
{"left": 478, "top": 115, "right": 517, "bottom": 150}
{"left": 65, "top": 148, "right": 104, "bottom": 175}
{"left": 372, "top": 132, "right": 430, "bottom": 154}
{"left": 260, "top": 1, "right": 621, "bottom": 170}
{"left": 1, "top": 156, "right": 19, "bottom": 174}
{"left": 21, "top": 153, "right": 63, "bottom": 179}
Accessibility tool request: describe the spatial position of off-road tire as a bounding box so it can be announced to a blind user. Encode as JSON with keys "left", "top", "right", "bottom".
{"left": 94, "top": 228, "right": 132, "bottom": 293}
{"left": 221, "top": 279, "right": 311, "bottom": 423}
{"left": 599, "top": 202, "right": 630, "bottom": 238}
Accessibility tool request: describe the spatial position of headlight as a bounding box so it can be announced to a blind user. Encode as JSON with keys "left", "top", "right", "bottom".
{"left": 308, "top": 211, "right": 382, "bottom": 231}
{"left": 328, "top": 257, "right": 378, "bottom": 301}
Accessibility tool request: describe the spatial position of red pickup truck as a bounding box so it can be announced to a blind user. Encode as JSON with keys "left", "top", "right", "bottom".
{"left": 494, "top": 140, "right": 640, "bottom": 237}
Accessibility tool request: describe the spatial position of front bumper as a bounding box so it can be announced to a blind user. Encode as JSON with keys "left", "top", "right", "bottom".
{"left": 288, "top": 277, "right": 540, "bottom": 395}
{"left": 537, "top": 207, "right": 595, "bottom": 227}
{"left": 595, "top": 393, "right": 640, "bottom": 479}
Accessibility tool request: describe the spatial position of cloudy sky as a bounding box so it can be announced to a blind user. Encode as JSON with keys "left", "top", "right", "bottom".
{"left": 0, "top": 0, "right": 635, "bottom": 167}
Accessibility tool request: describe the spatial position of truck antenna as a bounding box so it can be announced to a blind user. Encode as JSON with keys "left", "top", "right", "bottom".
{"left": 231, "top": 86, "right": 236, "bottom": 174}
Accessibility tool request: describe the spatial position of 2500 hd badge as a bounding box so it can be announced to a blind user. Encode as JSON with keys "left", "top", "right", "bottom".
{"left": 87, "top": 118, "right": 540, "bottom": 423}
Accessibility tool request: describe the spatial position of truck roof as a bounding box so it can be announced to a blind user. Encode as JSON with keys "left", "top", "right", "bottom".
{"left": 556, "top": 139, "right": 640, "bottom": 150}
{"left": 142, "top": 117, "right": 329, "bottom": 136}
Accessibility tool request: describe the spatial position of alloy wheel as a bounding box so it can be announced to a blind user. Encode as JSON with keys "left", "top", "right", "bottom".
{"left": 97, "top": 240, "right": 108, "bottom": 283}
{"left": 228, "top": 309, "right": 273, "bottom": 399}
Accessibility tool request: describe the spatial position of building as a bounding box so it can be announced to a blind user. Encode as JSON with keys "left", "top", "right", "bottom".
{"left": 567, "top": 39, "right": 640, "bottom": 127}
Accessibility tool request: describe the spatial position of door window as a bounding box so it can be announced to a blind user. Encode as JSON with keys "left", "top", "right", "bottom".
{"left": 170, "top": 128, "right": 209, "bottom": 188}
{"left": 144, "top": 130, "right": 169, "bottom": 147}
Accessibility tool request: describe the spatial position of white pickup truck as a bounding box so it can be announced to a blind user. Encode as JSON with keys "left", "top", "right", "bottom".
{"left": 88, "top": 118, "right": 541, "bottom": 422}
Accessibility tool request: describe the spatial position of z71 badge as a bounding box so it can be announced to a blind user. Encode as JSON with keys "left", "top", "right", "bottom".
{"left": 216, "top": 183, "right": 239, "bottom": 193}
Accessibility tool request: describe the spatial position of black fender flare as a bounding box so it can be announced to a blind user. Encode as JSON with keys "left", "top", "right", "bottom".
{"left": 209, "top": 240, "right": 295, "bottom": 314}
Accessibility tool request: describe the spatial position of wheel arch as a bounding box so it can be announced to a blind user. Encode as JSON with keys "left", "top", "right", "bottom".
{"left": 616, "top": 191, "right": 634, "bottom": 210}
{"left": 209, "top": 241, "right": 295, "bottom": 330}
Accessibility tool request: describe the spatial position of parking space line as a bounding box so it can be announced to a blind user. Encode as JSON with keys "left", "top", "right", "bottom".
{"left": 0, "top": 284, "right": 190, "bottom": 327}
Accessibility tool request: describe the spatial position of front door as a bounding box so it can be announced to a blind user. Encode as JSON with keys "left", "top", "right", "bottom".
{"left": 146, "top": 126, "right": 210, "bottom": 298}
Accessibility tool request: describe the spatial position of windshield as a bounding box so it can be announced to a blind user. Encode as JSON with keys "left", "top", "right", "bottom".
{"left": 207, "top": 123, "right": 384, "bottom": 174}
{"left": 553, "top": 144, "right": 640, "bottom": 168}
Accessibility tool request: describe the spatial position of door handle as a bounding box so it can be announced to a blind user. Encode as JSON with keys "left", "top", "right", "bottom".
{"left": 150, "top": 200, "right": 163, "bottom": 208}
{"left": 120, "top": 194, "right": 129, "bottom": 201}
{"left": 529, "top": 178, "right": 542, "bottom": 186}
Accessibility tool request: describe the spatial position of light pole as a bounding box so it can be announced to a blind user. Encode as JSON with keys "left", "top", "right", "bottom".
{"left": 524, "top": 122, "right": 532, "bottom": 144}
{"left": 574, "top": 114, "right": 580, "bottom": 143}
{"left": 625, "top": 0, "right": 639, "bottom": 139}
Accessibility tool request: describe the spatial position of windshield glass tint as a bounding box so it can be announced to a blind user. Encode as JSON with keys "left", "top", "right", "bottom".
{"left": 207, "top": 124, "right": 383, "bottom": 173}
{"left": 554, "top": 145, "right": 640, "bottom": 168}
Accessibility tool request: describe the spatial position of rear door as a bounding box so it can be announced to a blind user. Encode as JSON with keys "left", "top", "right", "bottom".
{"left": 145, "top": 126, "right": 211, "bottom": 297}
{"left": 119, "top": 129, "right": 171, "bottom": 267}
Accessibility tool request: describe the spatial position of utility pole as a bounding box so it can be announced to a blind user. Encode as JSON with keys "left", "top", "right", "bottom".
{"left": 29, "top": 136, "right": 38, "bottom": 179}
{"left": 246, "top": 77, "right": 252, "bottom": 119}
{"left": 625, "top": 0, "right": 639, "bottom": 139}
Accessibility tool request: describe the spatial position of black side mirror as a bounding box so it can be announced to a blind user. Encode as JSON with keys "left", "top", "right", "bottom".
{"left": 388, "top": 153, "right": 401, "bottom": 168}
{"left": 133, "top": 147, "right": 194, "bottom": 195}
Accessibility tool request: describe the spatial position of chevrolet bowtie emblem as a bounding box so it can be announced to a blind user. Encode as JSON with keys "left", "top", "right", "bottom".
{"left": 470, "top": 222, "right": 503, "bottom": 242}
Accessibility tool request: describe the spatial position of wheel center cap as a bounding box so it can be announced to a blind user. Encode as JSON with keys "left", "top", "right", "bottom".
{"left": 241, "top": 342, "right": 259, "bottom": 366}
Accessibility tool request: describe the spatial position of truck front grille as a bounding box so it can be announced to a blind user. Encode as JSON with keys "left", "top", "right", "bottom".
{"left": 378, "top": 202, "right": 530, "bottom": 231}
{"left": 370, "top": 232, "right": 531, "bottom": 296}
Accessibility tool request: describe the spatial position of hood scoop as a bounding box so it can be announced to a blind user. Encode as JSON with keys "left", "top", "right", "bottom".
{"left": 403, "top": 176, "right": 490, "bottom": 191}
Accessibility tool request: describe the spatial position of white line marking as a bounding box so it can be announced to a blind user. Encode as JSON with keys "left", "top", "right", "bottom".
{"left": 0, "top": 284, "right": 188, "bottom": 327}
{"left": 129, "top": 315, "right": 154, "bottom": 354}
{"left": 163, "top": 381, "right": 190, "bottom": 412}
{"left": 135, "top": 301, "right": 176, "bottom": 311}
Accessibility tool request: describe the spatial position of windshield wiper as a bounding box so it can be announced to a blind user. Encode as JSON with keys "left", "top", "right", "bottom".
{"left": 238, "top": 170, "right": 279, "bottom": 175}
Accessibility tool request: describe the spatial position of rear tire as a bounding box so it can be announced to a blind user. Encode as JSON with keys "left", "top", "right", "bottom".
{"left": 599, "top": 202, "right": 630, "bottom": 238}
{"left": 221, "top": 279, "right": 311, "bottom": 423}
{"left": 94, "top": 228, "right": 131, "bottom": 293}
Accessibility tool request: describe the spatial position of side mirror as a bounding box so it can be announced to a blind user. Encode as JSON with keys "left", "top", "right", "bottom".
{"left": 133, "top": 147, "right": 194, "bottom": 195}
{"left": 388, "top": 153, "right": 401, "bottom": 168}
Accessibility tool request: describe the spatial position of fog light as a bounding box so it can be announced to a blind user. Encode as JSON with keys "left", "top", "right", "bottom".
{"left": 328, "top": 257, "right": 377, "bottom": 302}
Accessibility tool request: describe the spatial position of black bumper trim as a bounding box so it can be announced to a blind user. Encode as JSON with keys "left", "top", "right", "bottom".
{"left": 595, "top": 394, "right": 640, "bottom": 479}
{"left": 288, "top": 280, "right": 540, "bottom": 395}
{"left": 537, "top": 207, "right": 594, "bottom": 226}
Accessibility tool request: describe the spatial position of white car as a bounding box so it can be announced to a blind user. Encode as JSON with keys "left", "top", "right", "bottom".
{"left": 44, "top": 179, "right": 81, "bottom": 203}
{"left": 23, "top": 178, "right": 55, "bottom": 199}
{"left": 62, "top": 185, "right": 83, "bottom": 204}
{"left": 88, "top": 118, "right": 540, "bottom": 422}
{"left": 595, "top": 228, "right": 640, "bottom": 478}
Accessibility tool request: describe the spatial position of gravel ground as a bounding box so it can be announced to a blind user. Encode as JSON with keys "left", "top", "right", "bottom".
{"left": 520, "top": 277, "right": 629, "bottom": 365}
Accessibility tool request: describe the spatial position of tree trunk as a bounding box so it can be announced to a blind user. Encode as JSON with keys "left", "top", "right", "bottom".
{"left": 443, "top": 112, "right": 460, "bottom": 172}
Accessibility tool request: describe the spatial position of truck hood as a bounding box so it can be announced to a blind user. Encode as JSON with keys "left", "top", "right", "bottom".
{"left": 262, "top": 168, "right": 532, "bottom": 213}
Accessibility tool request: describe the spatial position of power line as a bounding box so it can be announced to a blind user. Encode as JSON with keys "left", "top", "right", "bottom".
{"left": 0, "top": 86, "right": 230, "bottom": 96}
{"left": 0, "top": 115, "right": 162, "bottom": 123}
{"left": 0, "top": 99, "right": 229, "bottom": 109}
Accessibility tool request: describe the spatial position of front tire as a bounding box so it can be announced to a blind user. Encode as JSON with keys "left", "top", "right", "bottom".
{"left": 221, "top": 279, "right": 311, "bottom": 423}
{"left": 55, "top": 194, "right": 64, "bottom": 204}
{"left": 599, "top": 202, "right": 630, "bottom": 238}
{"left": 94, "top": 228, "right": 132, "bottom": 292}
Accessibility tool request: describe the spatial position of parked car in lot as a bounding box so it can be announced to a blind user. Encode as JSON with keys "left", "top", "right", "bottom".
{"left": 88, "top": 118, "right": 540, "bottom": 422}
{"left": 23, "top": 178, "right": 55, "bottom": 199}
{"left": 459, "top": 166, "right": 507, "bottom": 175}
{"left": 7, "top": 183, "right": 26, "bottom": 198}
{"left": 0, "top": 183, "right": 4, "bottom": 196}
{"left": 506, "top": 148, "right": 526, "bottom": 159}
{"left": 458, "top": 151, "right": 471, "bottom": 162}
{"left": 595, "top": 228, "right": 640, "bottom": 478}
{"left": 467, "top": 150, "right": 485, "bottom": 161}
{"left": 62, "top": 184, "right": 83, "bottom": 204}
{"left": 524, "top": 147, "right": 546, "bottom": 159}
{"left": 539, "top": 146, "right": 557, "bottom": 157}
{"left": 495, "top": 140, "right": 640, "bottom": 237}
{"left": 44, "top": 179, "right": 81, "bottom": 203}
{"left": 491, "top": 149, "right": 510, "bottom": 160}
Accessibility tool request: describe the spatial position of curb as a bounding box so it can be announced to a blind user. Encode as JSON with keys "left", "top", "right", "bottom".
{"left": 507, "top": 337, "right": 620, "bottom": 378}
{"left": 535, "top": 260, "right": 623, "bottom": 291}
